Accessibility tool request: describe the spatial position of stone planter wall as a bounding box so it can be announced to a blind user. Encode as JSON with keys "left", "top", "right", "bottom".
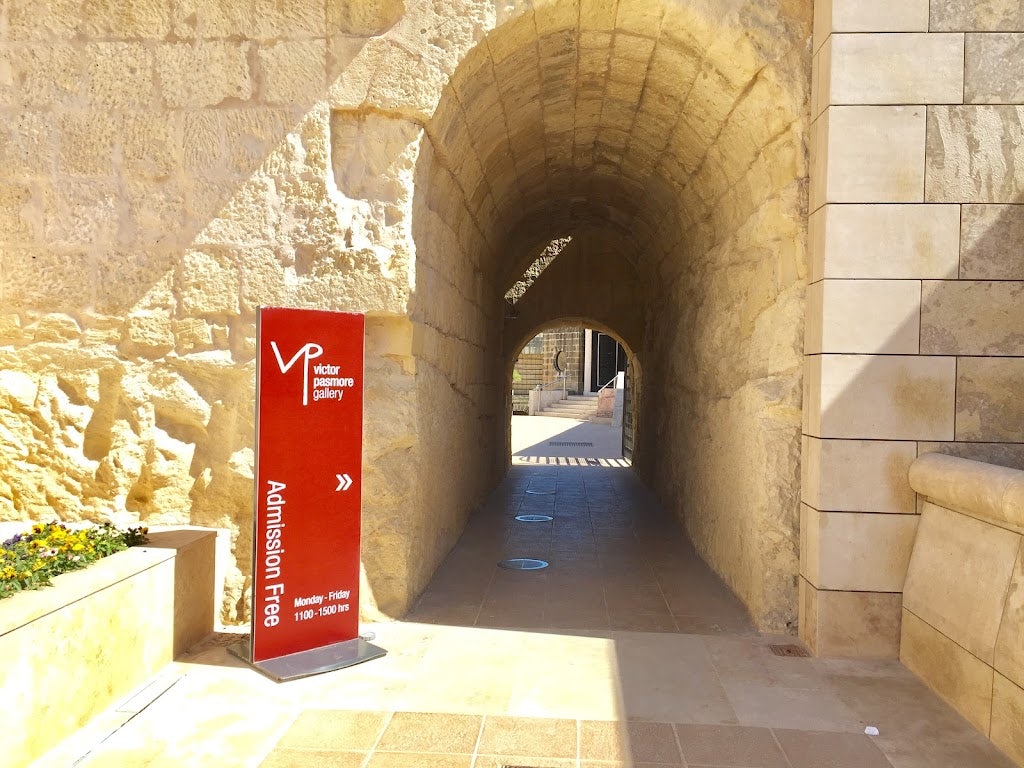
{"left": 904, "top": 454, "right": 1024, "bottom": 765}
{"left": 0, "top": 528, "right": 216, "bottom": 768}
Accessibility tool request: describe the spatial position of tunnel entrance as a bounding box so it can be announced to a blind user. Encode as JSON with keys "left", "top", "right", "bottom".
{"left": 409, "top": 0, "right": 808, "bottom": 631}
{"left": 508, "top": 323, "right": 632, "bottom": 466}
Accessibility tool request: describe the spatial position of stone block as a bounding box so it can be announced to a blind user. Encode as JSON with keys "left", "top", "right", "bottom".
{"left": 125, "top": 180, "right": 186, "bottom": 247}
{"left": 327, "top": 0, "right": 405, "bottom": 36}
{"left": 810, "top": 41, "right": 828, "bottom": 119}
{"left": 805, "top": 279, "right": 920, "bottom": 355}
{"left": 122, "top": 115, "right": 179, "bottom": 181}
{"left": 0, "top": 112, "right": 55, "bottom": 176}
{"left": 809, "top": 204, "right": 959, "bottom": 282}
{"left": 809, "top": 354, "right": 956, "bottom": 440}
{"left": 961, "top": 205, "right": 1024, "bottom": 279}
{"left": 966, "top": 34, "right": 1024, "bottom": 103}
{"left": 799, "top": 579, "right": 902, "bottom": 658}
{"left": 813, "top": 0, "right": 928, "bottom": 50}
{"left": 79, "top": 0, "right": 172, "bottom": 38}
{"left": 195, "top": 175, "right": 278, "bottom": 246}
{"left": 95, "top": 250, "right": 177, "bottom": 314}
{"left": 156, "top": 43, "right": 252, "bottom": 109}
{"left": 2, "top": 249, "right": 96, "bottom": 312}
{"left": 826, "top": 33, "right": 964, "bottom": 105}
{"left": 0, "top": 182, "right": 38, "bottom": 243}
{"left": 43, "top": 180, "right": 122, "bottom": 248}
{"left": 85, "top": 43, "right": 154, "bottom": 110}
{"left": 957, "top": 358, "right": 1024, "bottom": 443}
{"left": 812, "top": 106, "right": 926, "bottom": 208}
{"left": 221, "top": 109, "right": 291, "bottom": 177}
{"left": 182, "top": 111, "right": 225, "bottom": 175}
{"left": 4, "top": 0, "right": 81, "bottom": 40}
{"left": 58, "top": 112, "right": 117, "bottom": 176}
{"left": 252, "top": 0, "right": 326, "bottom": 37}
{"left": 16, "top": 45, "right": 82, "bottom": 108}
{"left": 904, "top": 501, "right": 1020, "bottom": 663}
{"left": 919, "top": 443, "right": 1024, "bottom": 472}
{"left": 802, "top": 436, "right": 918, "bottom": 514}
{"left": 120, "top": 311, "right": 175, "bottom": 359}
{"left": 801, "top": 506, "right": 918, "bottom": 592}
{"left": 171, "top": 0, "right": 254, "bottom": 37}
{"left": 900, "top": 608, "right": 994, "bottom": 734}
{"left": 921, "top": 281, "right": 1024, "bottom": 356}
{"left": 930, "top": 0, "right": 1024, "bottom": 32}
{"left": 992, "top": 674, "right": 1024, "bottom": 765}
{"left": 257, "top": 40, "right": 326, "bottom": 106}
{"left": 996, "top": 549, "right": 1024, "bottom": 690}
{"left": 177, "top": 249, "right": 241, "bottom": 318}
{"left": 926, "top": 106, "right": 1024, "bottom": 203}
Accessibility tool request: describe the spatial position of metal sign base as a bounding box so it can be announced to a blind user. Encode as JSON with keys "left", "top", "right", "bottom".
{"left": 228, "top": 637, "right": 386, "bottom": 683}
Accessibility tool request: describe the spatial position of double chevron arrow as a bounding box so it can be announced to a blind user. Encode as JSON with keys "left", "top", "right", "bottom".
{"left": 334, "top": 473, "right": 353, "bottom": 491}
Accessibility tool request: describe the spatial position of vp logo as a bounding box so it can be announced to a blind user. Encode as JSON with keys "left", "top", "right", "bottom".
{"left": 270, "top": 341, "right": 323, "bottom": 406}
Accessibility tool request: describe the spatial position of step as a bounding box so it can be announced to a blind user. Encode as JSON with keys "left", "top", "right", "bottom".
{"left": 542, "top": 405, "right": 599, "bottom": 417}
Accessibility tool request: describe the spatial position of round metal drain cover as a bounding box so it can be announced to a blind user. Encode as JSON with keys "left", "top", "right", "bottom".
{"left": 515, "top": 514, "right": 554, "bottom": 522}
{"left": 498, "top": 558, "right": 549, "bottom": 570}
{"left": 525, "top": 489, "right": 555, "bottom": 495}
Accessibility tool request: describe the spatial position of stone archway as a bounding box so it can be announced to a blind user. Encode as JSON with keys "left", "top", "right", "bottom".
{"left": 409, "top": 0, "right": 810, "bottom": 630}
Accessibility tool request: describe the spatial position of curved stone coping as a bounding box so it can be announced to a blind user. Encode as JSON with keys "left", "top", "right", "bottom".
{"left": 909, "top": 452, "right": 1024, "bottom": 532}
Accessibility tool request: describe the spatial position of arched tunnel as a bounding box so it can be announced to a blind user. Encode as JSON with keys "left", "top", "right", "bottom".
{"left": 405, "top": 0, "right": 809, "bottom": 631}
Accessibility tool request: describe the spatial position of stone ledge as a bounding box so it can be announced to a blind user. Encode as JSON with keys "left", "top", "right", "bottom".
{"left": 909, "top": 452, "right": 1024, "bottom": 532}
{"left": 903, "top": 455, "right": 1024, "bottom": 765}
{"left": 0, "top": 527, "right": 216, "bottom": 768}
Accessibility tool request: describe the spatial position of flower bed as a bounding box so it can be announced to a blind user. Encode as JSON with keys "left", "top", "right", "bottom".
{"left": 0, "top": 528, "right": 216, "bottom": 768}
{"left": 1, "top": 521, "right": 148, "bottom": 598}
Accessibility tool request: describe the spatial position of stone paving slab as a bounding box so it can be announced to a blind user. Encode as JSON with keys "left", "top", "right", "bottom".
{"left": 29, "top": 464, "right": 1019, "bottom": 768}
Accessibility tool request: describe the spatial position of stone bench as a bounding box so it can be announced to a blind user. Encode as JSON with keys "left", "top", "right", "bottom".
{"left": 0, "top": 528, "right": 217, "bottom": 768}
{"left": 904, "top": 453, "right": 1024, "bottom": 765}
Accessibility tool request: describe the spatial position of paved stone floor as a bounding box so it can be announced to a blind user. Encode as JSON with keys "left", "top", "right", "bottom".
{"left": 32, "top": 441, "right": 1017, "bottom": 768}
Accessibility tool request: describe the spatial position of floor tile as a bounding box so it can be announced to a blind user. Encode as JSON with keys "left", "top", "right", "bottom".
{"left": 476, "top": 716, "right": 578, "bottom": 759}
{"left": 474, "top": 756, "right": 577, "bottom": 768}
{"left": 675, "top": 724, "right": 789, "bottom": 768}
{"left": 259, "top": 749, "right": 368, "bottom": 768}
{"left": 275, "top": 710, "right": 390, "bottom": 752}
{"left": 579, "top": 720, "right": 631, "bottom": 762}
{"left": 375, "top": 712, "right": 482, "bottom": 754}
{"left": 624, "top": 721, "right": 683, "bottom": 764}
{"left": 722, "top": 683, "right": 862, "bottom": 732}
{"left": 366, "top": 753, "right": 473, "bottom": 768}
{"left": 774, "top": 729, "right": 894, "bottom": 768}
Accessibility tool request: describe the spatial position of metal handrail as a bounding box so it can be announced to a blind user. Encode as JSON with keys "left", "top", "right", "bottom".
{"left": 536, "top": 371, "right": 568, "bottom": 397}
{"left": 597, "top": 373, "right": 619, "bottom": 392}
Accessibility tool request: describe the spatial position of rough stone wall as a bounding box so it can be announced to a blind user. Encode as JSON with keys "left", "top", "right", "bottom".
{"left": 0, "top": 0, "right": 491, "bottom": 621}
{"left": 1, "top": 0, "right": 812, "bottom": 631}
{"left": 803, "top": 0, "right": 1024, "bottom": 657}
{"left": 634, "top": 5, "right": 810, "bottom": 631}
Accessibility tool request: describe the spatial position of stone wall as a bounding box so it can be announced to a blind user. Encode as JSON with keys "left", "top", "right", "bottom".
{"left": 0, "top": 0, "right": 492, "bottom": 621}
{"left": 0, "top": 0, "right": 815, "bottom": 631}
{"left": 634, "top": 5, "right": 809, "bottom": 631}
{"left": 802, "top": 0, "right": 1024, "bottom": 656}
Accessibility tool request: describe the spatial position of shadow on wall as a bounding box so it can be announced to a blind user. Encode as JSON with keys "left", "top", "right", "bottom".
{"left": 0, "top": 0, "right": 455, "bottom": 621}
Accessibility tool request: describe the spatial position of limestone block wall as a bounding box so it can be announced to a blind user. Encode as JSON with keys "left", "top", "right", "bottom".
{"left": 802, "top": 0, "right": 1024, "bottom": 656}
{"left": 0, "top": 0, "right": 497, "bottom": 621}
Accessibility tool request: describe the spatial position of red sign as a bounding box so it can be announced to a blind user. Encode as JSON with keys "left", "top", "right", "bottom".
{"left": 251, "top": 308, "right": 364, "bottom": 662}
